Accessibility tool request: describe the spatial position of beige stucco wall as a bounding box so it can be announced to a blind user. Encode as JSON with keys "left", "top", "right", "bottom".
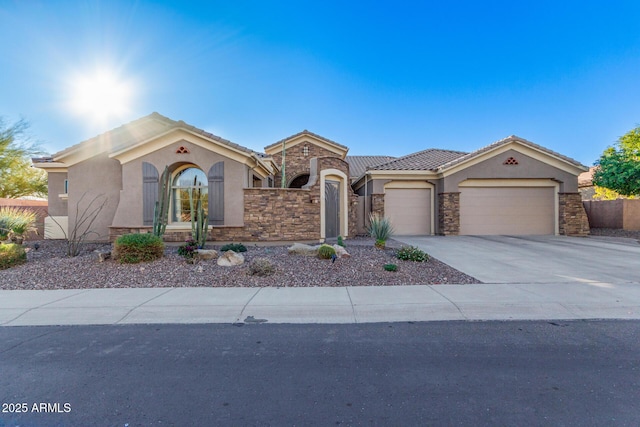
{"left": 441, "top": 149, "right": 579, "bottom": 193}
{"left": 111, "top": 139, "right": 247, "bottom": 228}
{"left": 67, "top": 154, "right": 122, "bottom": 241}
{"left": 47, "top": 172, "right": 68, "bottom": 216}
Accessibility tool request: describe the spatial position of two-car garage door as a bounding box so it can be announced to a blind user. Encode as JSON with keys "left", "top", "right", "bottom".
{"left": 459, "top": 186, "right": 556, "bottom": 235}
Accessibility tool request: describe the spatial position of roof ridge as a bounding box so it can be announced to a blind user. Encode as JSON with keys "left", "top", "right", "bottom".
{"left": 265, "top": 129, "right": 348, "bottom": 151}
{"left": 435, "top": 135, "right": 586, "bottom": 171}
{"left": 370, "top": 147, "right": 467, "bottom": 170}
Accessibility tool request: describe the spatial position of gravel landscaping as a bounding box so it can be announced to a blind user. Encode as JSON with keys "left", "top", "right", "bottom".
{"left": 0, "top": 238, "right": 481, "bottom": 290}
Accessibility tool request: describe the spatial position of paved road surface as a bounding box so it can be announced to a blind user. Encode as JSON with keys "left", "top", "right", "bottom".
{"left": 2, "top": 321, "right": 639, "bottom": 426}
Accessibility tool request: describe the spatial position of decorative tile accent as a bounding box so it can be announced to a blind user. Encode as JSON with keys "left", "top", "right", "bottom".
{"left": 503, "top": 156, "right": 519, "bottom": 165}
{"left": 176, "top": 146, "right": 190, "bottom": 154}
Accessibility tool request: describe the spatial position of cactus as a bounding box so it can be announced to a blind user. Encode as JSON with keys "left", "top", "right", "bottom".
{"left": 189, "top": 187, "right": 208, "bottom": 248}
{"left": 153, "top": 166, "right": 171, "bottom": 237}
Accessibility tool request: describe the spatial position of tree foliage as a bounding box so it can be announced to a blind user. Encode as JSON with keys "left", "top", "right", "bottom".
{"left": 0, "top": 117, "right": 48, "bottom": 198}
{"left": 593, "top": 126, "right": 640, "bottom": 197}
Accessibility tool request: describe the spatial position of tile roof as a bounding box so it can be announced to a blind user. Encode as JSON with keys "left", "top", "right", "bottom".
{"left": 367, "top": 148, "right": 468, "bottom": 172}
{"left": 53, "top": 112, "right": 259, "bottom": 161}
{"left": 265, "top": 129, "right": 349, "bottom": 152}
{"left": 345, "top": 155, "right": 396, "bottom": 179}
{"left": 435, "top": 135, "right": 587, "bottom": 171}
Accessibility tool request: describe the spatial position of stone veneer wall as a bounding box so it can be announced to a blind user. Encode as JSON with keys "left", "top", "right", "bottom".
{"left": 271, "top": 143, "right": 338, "bottom": 186}
{"left": 438, "top": 192, "right": 460, "bottom": 235}
{"left": 371, "top": 194, "right": 384, "bottom": 217}
{"left": 559, "top": 193, "right": 590, "bottom": 236}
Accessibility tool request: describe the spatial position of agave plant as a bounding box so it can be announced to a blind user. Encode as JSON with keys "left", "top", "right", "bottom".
{"left": 367, "top": 213, "right": 394, "bottom": 249}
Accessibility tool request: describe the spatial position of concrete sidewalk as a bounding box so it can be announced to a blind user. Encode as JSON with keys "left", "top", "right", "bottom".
{"left": 1, "top": 281, "right": 640, "bottom": 326}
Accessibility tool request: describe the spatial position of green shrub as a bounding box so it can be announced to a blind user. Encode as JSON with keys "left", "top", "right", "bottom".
{"left": 337, "top": 235, "right": 345, "bottom": 247}
{"left": 383, "top": 263, "right": 398, "bottom": 272}
{"left": 0, "top": 206, "right": 36, "bottom": 241}
{"left": 368, "top": 213, "right": 394, "bottom": 245}
{"left": 248, "top": 257, "right": 275, "bottom": 276}
{"left": 178, "top": 239, "right": 198, "bottom": 261}
{"left": 0, "top": 243, "right": 27, "bottom": 270}
{"left": 317, "top": 244, "right": 336, "bottom": 259}
{"left": 114, "top": 233, "right": 164, "bottom": 264}
{"left": 220, "top": 243, "right": 247, "bottom": 253}
{"left": 396, "top": 246, "right": 429, "bottom": 262}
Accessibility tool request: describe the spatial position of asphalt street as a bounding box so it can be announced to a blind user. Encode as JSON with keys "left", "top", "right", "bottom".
{"left": 1, "top": 320, "right": 640, "bottom": 426}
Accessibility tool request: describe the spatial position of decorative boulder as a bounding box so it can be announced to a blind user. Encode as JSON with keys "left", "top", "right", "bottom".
{"left": 288, "top": 243, "right": 320, "bottom": 256}
{"left": 95, "top": 249, "right": 111, "bottom": 262}
{"left": 333, "top": 244, "right": 351, "bottom": 259}
{"left": 196, "top": 249, "right": 218, "bottom": 260}
{"left": 217, "top": 250, "right": 245, "bottom": 267}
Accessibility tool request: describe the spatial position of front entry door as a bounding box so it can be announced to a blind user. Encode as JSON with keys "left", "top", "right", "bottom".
{"left": 325, "top": 180, "right": 340, "bottom": 238}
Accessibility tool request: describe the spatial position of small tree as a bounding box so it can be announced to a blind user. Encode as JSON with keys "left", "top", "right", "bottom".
{"left": 0, "top": 117, "right": 48, "bottom": 198}
{"left": 593, "top": 126, "right": 640, "bottom": 197}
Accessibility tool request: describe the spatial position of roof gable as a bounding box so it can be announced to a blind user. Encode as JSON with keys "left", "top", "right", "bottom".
{"left": 50, "top": 112, "right": 264, "bottom": 167}
{"left": 436, "top": 135, "right": 588, "bottom": 175}
{"left": 264, "top": 130, "right": 348, "bottom": 158}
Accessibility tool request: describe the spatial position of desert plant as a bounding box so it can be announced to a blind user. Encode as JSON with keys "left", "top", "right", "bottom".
{"left": 383, "top": 263, "right": 398, "bottom": 272}
{"left": 47, "top": 193, "right": 108, "bottom": 257}
{"left": 337, "top": 235, "right": 345, "bottom": 247}
{"left": 317, "top": 244, "right": 336, "bottom": 259}
{"left": 189, "top": 187, "right": 208, "bottom": 248}
{"left": 220, "top": 243, "right": 247, "bottom": 253}
{"left": 248, "top": 257, "right": 275, "bottom": 276}
{"left": 0, "top": 206, "right": 36, "bottom": 242}
{"left": 0, "top": 243, "right": 27, "bottom": 270}
{"left": 153, "top": 166, "right": 171, "bottom": 237}
{"left": 177, "top": 238, "right": 198, "bottom": 261}
{"left": 114, "top": 233, "right": 164, "bottom": 264}
{"left": 396, "top": 245, "right": 429, "bottom": 262}
{"left": 368, "top": 213, "right": 394, "bottom": 248}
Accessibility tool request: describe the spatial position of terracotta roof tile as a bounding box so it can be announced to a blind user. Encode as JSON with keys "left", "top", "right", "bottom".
{"left": 436, "top": 135, "right": 587, "bottom": 171}
{"left": 368, "top": 149, "right": 468, "bottom": 172}
{"left": 346, "top": 155, "right": 397, "bottom": 179}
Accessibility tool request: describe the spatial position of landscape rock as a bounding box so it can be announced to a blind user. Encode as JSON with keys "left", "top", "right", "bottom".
{"left": 288, "top": 243, "right": 319, "bottom": 256}
{"left": 95, "top": 250, "right": 111, "bottom": 262}
{"left": 196, "top": 249, "right": 218, "bottom": 260}
{"left": 333, "top": 244, "right": 351, "bottom": 259}
{"left": 217, "top": 250, "right": 245, "bottom": 267}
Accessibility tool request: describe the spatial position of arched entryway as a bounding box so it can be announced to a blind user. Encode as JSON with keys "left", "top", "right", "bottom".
{"left": 320, "top": 169, "right": 349, "bottom": 240}
{"left": 288, "top": 174, "right": 310, "bottom": 188}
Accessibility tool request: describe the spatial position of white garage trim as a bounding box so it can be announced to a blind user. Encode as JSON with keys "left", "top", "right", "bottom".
{"left": 459, "top": 179, "right": 560, "bottom": 235}
{"left": 384, "top": 181, "right": 435, "bottom": 235}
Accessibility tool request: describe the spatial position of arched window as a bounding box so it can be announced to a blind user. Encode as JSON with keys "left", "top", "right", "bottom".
{"left": 171, "top": 167, "right": 208, "bottom": 223}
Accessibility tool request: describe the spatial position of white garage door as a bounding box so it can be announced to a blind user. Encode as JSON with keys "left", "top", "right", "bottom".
{"left": 460, "top": 187, "right": 555, "bottom": 235}
{"left": 384, "top": 188, "right": 431, "bottom": 235}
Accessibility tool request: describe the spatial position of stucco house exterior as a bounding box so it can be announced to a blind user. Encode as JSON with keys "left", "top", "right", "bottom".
{"left": 33, "top": 112, "right": 590, "bottom": 242}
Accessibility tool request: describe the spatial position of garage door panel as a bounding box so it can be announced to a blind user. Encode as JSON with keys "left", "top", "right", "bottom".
{"left": 460, "top": 187, "right": 554, "bottom": 235}
{"left": 385, "top": 188, "right": 431, "bottom": 235}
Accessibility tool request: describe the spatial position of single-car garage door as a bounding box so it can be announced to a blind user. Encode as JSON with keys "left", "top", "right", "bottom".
{"left": 459, "top": 187, "right": 555, "bottom": 235}
{"left": 384, "top": 188, "right": 431, "bottom": 235}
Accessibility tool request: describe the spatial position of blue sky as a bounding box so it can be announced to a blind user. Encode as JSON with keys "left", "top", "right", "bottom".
{"left": 1, "top": 0, "right": 639, "bottom": 165}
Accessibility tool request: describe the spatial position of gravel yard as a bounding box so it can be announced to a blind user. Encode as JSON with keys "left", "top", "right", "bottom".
{"left": 0, "top": 238, "right": 480, "bottom": 290}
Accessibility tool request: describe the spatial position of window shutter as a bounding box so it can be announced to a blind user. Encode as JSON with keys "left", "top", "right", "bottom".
{"left": 208, "top": 162, "right": 224, "bottom": 225}
{"left": 142, "top": 162, "right": 159, "bottom": 225}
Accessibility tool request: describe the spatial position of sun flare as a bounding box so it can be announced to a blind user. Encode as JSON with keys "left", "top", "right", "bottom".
{"left": 69, "top": 69, "right": 132, "bottom": 123}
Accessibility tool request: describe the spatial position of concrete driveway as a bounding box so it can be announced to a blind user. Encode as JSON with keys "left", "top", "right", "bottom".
{"left": 394, "top": 235, "right": 640, "bottom": 284}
